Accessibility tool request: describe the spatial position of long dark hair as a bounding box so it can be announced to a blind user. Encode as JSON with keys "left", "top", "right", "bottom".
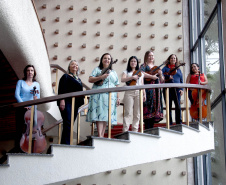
{"left": 22, "top": 65, "right": 36, "bottom": 81}
{"left": 126, "top": 56, "right": 139, "bottom": 72}
{"left": 190, "top": 63, "right": 199, "bottom": 75}
{"left": 165, "top": 54, "right": 179, "bottom": 67}
{"left": 98, "top": 53, "right": 113, "bottom": 70}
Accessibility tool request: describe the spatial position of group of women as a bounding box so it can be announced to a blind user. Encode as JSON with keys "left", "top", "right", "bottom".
{"left": 15, "top": 51, "right": 208, "bottom": 148}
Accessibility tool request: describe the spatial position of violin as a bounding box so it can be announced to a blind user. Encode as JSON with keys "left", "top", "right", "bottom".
{"left": 126, "top": 68, "right": 142, "bottom": 86}
{"left": 145, "top": 62, "right": 165, "bottom": 82}
{"left": 189, "top": 72, "right": 207, "bottom": 120}
{"left": 94, "top": 59, "right": 118, "bottom": 86}
{"left": 20, "top": 86, "right": 47, "bottom": 153}
{"left": 164, "top": 62, "right": 186, "bottom": 82}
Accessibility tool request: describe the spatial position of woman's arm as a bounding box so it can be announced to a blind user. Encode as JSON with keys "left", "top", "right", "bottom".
{"left": 186, "top": 74, "right": 191, "bottom": 83}
{"left": 200, "top": 74, "right": 208, "bottom": 85}
{"left": 88, "top": 74, "right": 109, "bottom": 83}
{"left": 15, "top": 80, "right": 23, "bottom": 103}
{"left": 121, "top": 72, "right": 138, "bottom": 82}
{"left": 141, "top": 76, "right": 146, "bottom": 102}
{"left": 143, "top": 72, "right": 158, "bottom": 80}
{"left": 157, "top": 70, "right": 165, "bottom": 83}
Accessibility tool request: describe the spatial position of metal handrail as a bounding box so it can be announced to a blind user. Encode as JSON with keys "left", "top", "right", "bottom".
{"left": 0, "top": 84, "right": 211, "bottom": 150}
{"left": 0, "top": 84, "right": 211, "bottom": 110}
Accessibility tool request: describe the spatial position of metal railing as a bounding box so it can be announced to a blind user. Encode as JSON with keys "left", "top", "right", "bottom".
{"left": 0, "top": 83, "right": 211, "bottom": 153}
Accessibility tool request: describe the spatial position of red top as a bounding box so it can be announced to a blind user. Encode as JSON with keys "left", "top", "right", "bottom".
{"left": 168, "top": 64, "right": 175, "bottom": 69}
{"left": 190, "top": 73, "right": 205, "bottom": 84}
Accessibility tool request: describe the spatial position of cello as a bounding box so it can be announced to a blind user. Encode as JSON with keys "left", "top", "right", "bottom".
{"left": 189, "top": 72, "right": 207, "bottom": 120}
{"left": 20, "top": 86, "right": 47, "bottom": 153}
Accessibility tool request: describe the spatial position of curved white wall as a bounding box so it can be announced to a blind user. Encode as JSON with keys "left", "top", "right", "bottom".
{"left": 0, "top": 0, "right": 53, "bottom": 106}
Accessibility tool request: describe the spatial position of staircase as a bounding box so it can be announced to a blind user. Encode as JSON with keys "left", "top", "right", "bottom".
{"left": 0, "top": 122, "right": 214, "bottom": 185}
{"left": 0, "top": 50, "right": 18, "bottom": 140}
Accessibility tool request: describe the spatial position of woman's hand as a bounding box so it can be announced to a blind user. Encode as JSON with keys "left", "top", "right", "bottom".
{"left": 116, "top": 98, "right": 120, "bottom": 106}
{"left": 151, "top": 74, "right": 159, "bottom": 80}
{"left": 143, "top": 94, "right": 146, "bottom": 102}
{"left": 169, "top": 75, "right": 174, "bottom": 80}
{"left": 179, "top": 90, "right": 183, "bottom": 96}
{"left": 158, "top": 70, "right": 162, "bottom": 76}
{"left": 132, "top": 75, "right": 139, "bottom": 81}
{"left": 101, "top": 73, "right": 109, "bottom": 80}
{"left": 59, "top": 99, "right": 65, "bottom": 111}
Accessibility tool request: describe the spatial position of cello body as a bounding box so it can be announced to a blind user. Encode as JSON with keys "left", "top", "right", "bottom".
{"left": 20, "top": 108, "right": 47, "bottom": 153}
{"left": 189, "top": 88, "right": 207, "bottom": 120}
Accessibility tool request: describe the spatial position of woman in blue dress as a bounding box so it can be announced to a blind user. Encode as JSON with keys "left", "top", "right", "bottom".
{"left": 86, "top": 53, "right": 120, "bottom": 137}
{"left": 15, "top": 64, "right": 40, "bottom": 152}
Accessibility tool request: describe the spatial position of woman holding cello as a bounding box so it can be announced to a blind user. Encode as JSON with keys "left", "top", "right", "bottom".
{"left": 186, "top": 63, "right": 208, "bottom": 120}
{"left": 121, "top": 56, "right": 146, "bottom": 132}
{"left": 162, "top": 54, "right": 184, "bottom": 125}
{"left": 186, "top": 63, "right": 208, "bottom": 104}
{"left": 15, "top": 65, "right": 40, "bottom": 152}
{"left": 140, "top": 51, "right": 164, "bottom": 129}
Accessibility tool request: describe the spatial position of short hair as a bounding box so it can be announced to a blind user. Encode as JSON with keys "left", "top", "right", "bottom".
{"left": 165, "top": 54, "right": 179, "bottom": 67}
{"left": 67, "top": 60, "right": 80, "bottom": 75}
{"left": 98, "top": 53, "right": 113, "bottom": 70}
{"left": 22, "top": 65, "right": 36, "bottom": 81}
{"left": 144, "top": 51, "right": 154, "bottom": 65}
{"left": 126, "top": 56, "right": 139, "bottom": 72}
{"left": 190, "top": 63, "right": 199, "bottom": 75}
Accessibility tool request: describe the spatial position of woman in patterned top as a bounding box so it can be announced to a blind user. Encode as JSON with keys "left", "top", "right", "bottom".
{"left": 86, "top": 53, "right": 120, "bottom": 137}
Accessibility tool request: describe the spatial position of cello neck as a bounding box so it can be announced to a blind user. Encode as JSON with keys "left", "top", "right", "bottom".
{"left": 32, "top": 86, "right": 38, "bottom": 127}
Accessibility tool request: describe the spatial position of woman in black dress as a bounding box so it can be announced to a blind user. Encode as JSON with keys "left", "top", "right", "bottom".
{"left": 58, "top": 60, "right": 84, "bottom": 144}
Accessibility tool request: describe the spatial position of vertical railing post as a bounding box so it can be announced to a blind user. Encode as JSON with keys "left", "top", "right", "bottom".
{"left": 55, "top": 69, "right": 58, "bottom": 94}
{"left": 139, "top": 89, "right": 143, "bottom": 133}
{"left": 108, "top": 92, "right": 112, "bottom": 138}
{"left": 165, "top": 88, "right": 170, "bottom": 129}
{"left": 91, "top": 122, "right": 95, "bottom": 136}
{"left": 58, "top": 123, "right": 62, "bottom": 144}
{"left": 70, "top": 97, "right": 75, "bottom": 145}
{"left": 185, "top": 88, "right": 190, "bottom": 126}
{"left": 77, "top": 112, "right": 81, "bottom": 144}
{"left": 207, "top": 90, "right": 211, "bottom": 122}
{"left": 84, "top": 96, "right": 88, "bottom": 115}
{"left": 28, "top": 105, "right": 35, "bottom": 154}
{"left": 199, "top": 89, "right": 202, "bottom": 123}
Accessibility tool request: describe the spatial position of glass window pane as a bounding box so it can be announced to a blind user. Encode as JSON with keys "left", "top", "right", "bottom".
{"left": 193, "top": 47, "right": 199, "bottom": 64}
{"left": 191, "top": 0, "right": 198, "bottom": 44}
{"left": 211, "top": 101, "right": 226, "bottom": 185}
{"left": 203, "top": 0, "right": 217, "bottom": 24}
{"left": 204, "top": 16, "right": 219, "bottom": 101}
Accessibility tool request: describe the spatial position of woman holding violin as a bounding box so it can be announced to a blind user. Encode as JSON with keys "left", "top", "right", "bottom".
{"left": 15, "top": 64, "right": 40, "bottom": 152}
{"left": 140, "top": 51, "right": 164, "bottom": 129}
{"left": 58, "top": 60, "right": 84, "bottom": 145}
{"left": 121, "top": 56, "right": 146, "bottom": 132}
{"left": 162, "top": 54, "right": 183, "bottom": 125}
{"left": 86, "top": 53, "right": 120, "bottom": 137}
